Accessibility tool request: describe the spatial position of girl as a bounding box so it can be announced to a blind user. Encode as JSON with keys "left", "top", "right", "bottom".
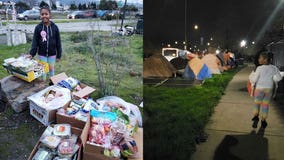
{"left": 249, "top": 51, "right": 282, "bottom": 129}
{"left": 29, "top": 6, "right": 62, "bottom": 82}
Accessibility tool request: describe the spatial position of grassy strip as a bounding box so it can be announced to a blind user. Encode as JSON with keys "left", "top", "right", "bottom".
{"left": 143, "top": 68, "right": 243, "bottom": 160}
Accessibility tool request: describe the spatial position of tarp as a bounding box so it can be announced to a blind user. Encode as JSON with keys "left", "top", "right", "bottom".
{"left": 143, "top": 54, "right": 177, "bottom": 78}
{"left": 201, "top": 54, "right": 222, "bottom": 74}
{"left": 183, "top": 57, "right": 212, "bottom": 81}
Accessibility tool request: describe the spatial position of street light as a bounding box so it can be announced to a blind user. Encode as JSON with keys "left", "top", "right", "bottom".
{"left": 240, "top": 40, "right": 247, "bottom": 47}
{"left": 194, "top": 24, "right": 199, "bottom": 30}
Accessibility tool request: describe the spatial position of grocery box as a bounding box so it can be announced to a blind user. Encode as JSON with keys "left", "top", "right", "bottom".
{"left": 56, "top": 100, "right": 87, "bottom": 129}
{"left": 3, "top": 60, "right": 49, "bottom": 82}
{"left": 28, "top": 125, "right": 84, "bottom": 160}
{"left": 81, "top": 116, "right": 143, "bottom": 160}
{"left": 28, "top": 85, "right": 72, "bottom": 126}
{"left": 50, "top": 72, "right": 96, "bottom": 99}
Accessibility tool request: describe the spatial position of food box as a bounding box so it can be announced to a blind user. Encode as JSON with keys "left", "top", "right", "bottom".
{"left": 50, "top": 72, "right": 96, "bottom": 99}
{"left": 56, "top": 101, "right": 88, "bottom": 129}
{"left": 81, "top": 116, "right": 143, "bottom": 160}
{"left": 28, "top": 125, "right": 84, "bottom": 160}
{"left": 28, "top": 85, "right": 72, "bottom": 126}
{"left": 3, "top": 60, "right": 49, "bottom": 82}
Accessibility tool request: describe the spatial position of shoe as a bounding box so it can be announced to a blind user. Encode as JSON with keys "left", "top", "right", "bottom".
{"left": 252, "top": 116, "right": 259, "bottom": 128}
{"left": 261, "top": 120, "right": 267, "bottom": 129}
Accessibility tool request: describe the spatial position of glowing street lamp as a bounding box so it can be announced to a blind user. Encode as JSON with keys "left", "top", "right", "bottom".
{"left": 240, "top": 40, "right": 247, "bottom": 47}
{"left": 175, "top": 41, "right": 178, "bottom": 44}
{"left": 167, "top": 44, "right": 171, "bottom": 47}
{"left": 194, "top": 24, "right": 199, "bottom": 30}
{"left": 252, "top": 41, "right": 255, "bottom": 45}
{"left": 207, "top": 42, "right": 210, "bottom": 46}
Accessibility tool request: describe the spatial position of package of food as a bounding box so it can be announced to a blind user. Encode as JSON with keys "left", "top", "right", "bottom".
{"left": 32, "top": 148, "right": 53, "bottom": 160}
{"left": 57, "top": 139, "right": 74, "bottom": 155}
{"left": 53, "top": 157, "right": 71, "bottom": 160}
{"left": 53, "top": 124, "right": 71, "bottom": 137}
{"left": 40, "top": 135, "right": 61, "bottom": 149}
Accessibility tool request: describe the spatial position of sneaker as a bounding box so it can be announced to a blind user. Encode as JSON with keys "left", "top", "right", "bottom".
{"left": 261, "top": 120, "right": 267, "bottom": 129}
{"left": 252, "top": 116, "right": 259, "bottom": 128}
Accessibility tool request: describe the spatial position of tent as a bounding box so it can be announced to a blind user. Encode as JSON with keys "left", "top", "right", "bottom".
{"left": 143, "top": 54, "right": 177, "bottom": 78}
{"left": 183, "top": 57, "right": 212, "bottom": 81}
{"left": 201, "top": 53, "right": 222, "bottom": 74}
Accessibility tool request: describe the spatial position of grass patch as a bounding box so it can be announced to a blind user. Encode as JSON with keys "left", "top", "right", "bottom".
{"left": 143, "top": 68, "right": 242, "bottom": 160}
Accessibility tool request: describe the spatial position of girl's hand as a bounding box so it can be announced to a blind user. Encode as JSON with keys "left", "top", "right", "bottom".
{"left": 26, "top": 54, "right": 32, "bottom": 59}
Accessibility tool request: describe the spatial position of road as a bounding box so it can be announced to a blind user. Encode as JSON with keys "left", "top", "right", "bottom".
{"left": 1, "top": 19, "right": 137, "bottom": 33}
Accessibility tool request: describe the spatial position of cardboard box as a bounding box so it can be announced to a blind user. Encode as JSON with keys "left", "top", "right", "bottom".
{"left": 56, "top": 101, "right": 87, "bottom": 129}
{"left": 50, "top": 72, "right": 96, "bottom": 99}
{"left": 82, "top": 116, "right": 143, "bottom": 160}
{"left": 28, "top": 126, "right": 84, "bottom": 160}
{"left": 29, "top": 100, "right": 57, "bottom": 126}
{"left": 3, "top": 61, "right": 49, "bottom": 82}
{"left": 28, "top": 85, "right": 72, "bottom": 126}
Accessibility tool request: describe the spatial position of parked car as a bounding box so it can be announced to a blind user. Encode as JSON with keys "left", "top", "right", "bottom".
{"left": 83, "top": 10, "right": 97, "bottom": 18}
{"left": 100, "top": 11, "right": 123, "bottom": 20}
{"left": 17, "top": 9, "right": 40, "bottom": 20}
{"left": 67, "top": 11, "right": 85, "bottom": 19}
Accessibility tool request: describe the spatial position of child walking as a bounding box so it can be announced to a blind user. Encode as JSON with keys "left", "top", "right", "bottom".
{"left": 29, "top": 6, "right": 62, "bottom": 82}
{"left": 249, "top": 51, "right": 282, "bottom": 129}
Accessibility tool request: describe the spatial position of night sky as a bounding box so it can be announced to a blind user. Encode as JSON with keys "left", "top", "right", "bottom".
{"left": 144, "top": 0, "right": 284, "bottom": 52}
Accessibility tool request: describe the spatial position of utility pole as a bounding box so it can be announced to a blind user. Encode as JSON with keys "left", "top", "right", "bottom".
{"left": 120, "top": 0, "right": 127, "bottom": 31}
{"left": 184, "top": 0, "right": 187, "bottom": 50}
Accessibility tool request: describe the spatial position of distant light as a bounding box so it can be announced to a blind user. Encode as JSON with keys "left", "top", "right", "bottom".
{"left": 240, "top": 40, "right": 247, "bottom": 47}
{"left": 167, "top": 44, "right": 171, "bottom": 47}
{"left": 189, "top": 47, "right": 192, "bottom": 50}
{"left": 194, "top": 45, "right": 197, "bottom": 48}
{"left": 210, "top": 37, "right": 213, "bottom": 41}
{"left": 183, "top": 41, "right": 186, "bottom": 44}
{"left": 194, "top": 24, "right": 199, "bottom": 30}
{"left": 216, "top": 49, "right": 220, "bottom": 54}
{"left": 252, "top": 41, "right": 255, "bottom": 44}
{"left": 175, "top": 41, "right": 178, "bottom": 44}
{"left": 207, "top": 42, "right": 210, "bottom": 46}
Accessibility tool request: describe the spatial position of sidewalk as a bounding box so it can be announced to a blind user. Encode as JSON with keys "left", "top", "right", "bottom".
{"left": 191, "top": 65, "right": 284, "bottom": 160}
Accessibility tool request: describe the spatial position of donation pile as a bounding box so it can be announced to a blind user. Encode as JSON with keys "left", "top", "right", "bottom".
{"left": 31, "top": 124, "right": 81, "bottom": 160}
{"left": 84, "top": 96, "right": 142, "bottom": 159}
{"left": 3, "top": 55, "right": 49, "bottom": 82}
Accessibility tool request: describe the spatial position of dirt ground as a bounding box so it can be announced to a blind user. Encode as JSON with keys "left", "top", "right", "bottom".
{"left": 0, "top": 107, "right": 45, "bottom": 160}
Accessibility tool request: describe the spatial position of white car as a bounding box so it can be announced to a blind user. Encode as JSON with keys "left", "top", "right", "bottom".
{"left": 162, "top": 47, "right": 189, "bottom": 61}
